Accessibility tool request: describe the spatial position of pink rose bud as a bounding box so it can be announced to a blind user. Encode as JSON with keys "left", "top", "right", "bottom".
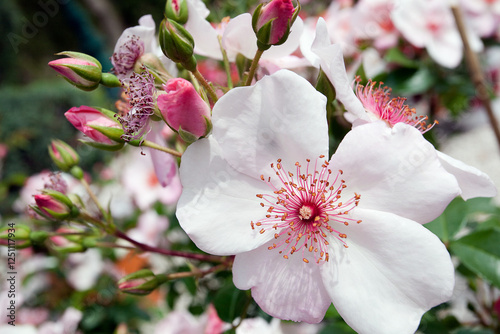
{"left": 48, "top": 51, "right": 102, "bottom": 91}
{"left": 252, "top": 0, "right": 299, "bottom": 49}
{"left": 48, "top": 139, "right": 80, "bottom": 172}
{"left": 33, "top": 189, "right": 78, "bottom": 220}
{"left": 165, "top": 0, "right": 188, "bottom": 24}
{"left": 157, "top": 78, "right": 212, "bottom": 143}
{"left": 65, "top": 106, "right": 122, "bottom": 145}
{"left": 117, "top": 269, "right": 167, "bottom": 295}
{"left": 49, "top": 227, "right": 85, "bottom": 253}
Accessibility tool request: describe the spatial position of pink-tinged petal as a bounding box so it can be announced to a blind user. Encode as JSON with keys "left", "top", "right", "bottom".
{"left": 177, "top": 136, "right": 274, "bottom": 255}
{"left": 321, "top": 208, "right": 454, "bottom": 334}
{"left": 146, "top": 123, "right": 178, "bottom": 187}
{"left": 331, "top": 122, "right": 460, "bottom": 223}
{"left": 311, "top": 19, "right": 368, "bottom": 121}
{"left": 233, "top": 240, "right": 332, "bottom": 323}
{"left": 212, "top": 70, "right": 328, "bottom": 178}
{"left": 437, "top": 151, "right": 497, "bottom": 200}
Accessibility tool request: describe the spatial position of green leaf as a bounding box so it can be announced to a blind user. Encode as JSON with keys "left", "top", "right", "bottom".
{"left": 475, "top": 215, "right": 500, "bottom": 232}
{"left": 384, "top": 47, "right": 418, "bottom": 68}
{"left": 425, "top": 197, "right": 467, "bottom": 242}
{"left": 319, "top": 322, "right": 356, "bottom": 334}
{"left": 450, "top": 229, "right": 500, "bottom": 288}
{"left": 212, "top": 283, "right": 249, "bottom": 323}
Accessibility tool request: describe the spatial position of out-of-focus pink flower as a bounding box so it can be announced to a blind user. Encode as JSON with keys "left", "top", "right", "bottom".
{"left": 127, "top": 211, "right": 169, "bottom": 247}
{"left": 37, "top": 307, "right": 82, "bottom": 334}
{"left": 65, "top": 106, "right": 120, "bottom": 144}
{"left": 391, "top": 0, "right": 482, "bottom": 68}
{"left": 122, "top": 149, "right": 182, "bottom": 210}
{"left": 460, "top": 0, "right": 500, "bottom": 38}
{"left": 158, "top": 78, "right": 211, "bottom": 141}
{"left": 255, "top": 0, "right": 296, "bottom": 45}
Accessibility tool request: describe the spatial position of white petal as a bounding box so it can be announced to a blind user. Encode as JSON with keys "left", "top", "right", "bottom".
{"left": 114, "top": 15, "right": 156, "bottom": 54}
{"left": 146, "top": 123, "right": 178, "bottom": 187}
{"left": 310, "top": 19, "right": 368, "bottom": 121}
{"left": 233, "top": 241, "right": 332, "bottom": 323}
{"left": 222, "top": 14, "right": 258, "bottom": 60}
{"left": 331, "top": 122, "right": 460, "bottom": 223}
{"left": 176, "top": 137, "right": 273, "bottom": 255}
{"left": 212, "top": 70, "right": 328, "bottom": 178}
{"left": 186, "top": 0, "right": 223, "bottom": 60}
{"left": 321, "top": 208, "right": 455, "bottom": 334}
{"left": 437, "top": 151, "right": 497, "bottom": 200}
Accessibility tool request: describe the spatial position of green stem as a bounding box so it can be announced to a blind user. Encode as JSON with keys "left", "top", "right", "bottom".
{"left": 80, "top": 178, "right": 107, "bottom": 219}
{"left": 141, "top": 139, "right": 182, "bottom": 157}
{"left": 192, "top": 68, "right": 219, "bottom": 103}
{"left": 244, "top": 48, "right": 264, "bottom": 86}
{"left": 218, "top": 35, "right": 233, "bottom": 90}
{"left": 163, "top": 263, "right": 229, "bottom": 281}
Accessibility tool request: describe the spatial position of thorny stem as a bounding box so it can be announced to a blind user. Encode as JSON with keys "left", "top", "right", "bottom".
{"left": 192, "top": 68, "right": 219, "bottom": 103}
{"left": 451, "top": 5, "right": 500, "bottom": 152}
{"left": 245, "top": 48, "right": 264, "bottom": 86}
{"left": 141, "top": 139, "right": 182, "bottom": 157}
{"left": 114, "top": 229, "right": 232, "bottom": 264}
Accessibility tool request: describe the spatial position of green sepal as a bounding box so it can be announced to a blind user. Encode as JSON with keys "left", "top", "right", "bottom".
{"left": 89, "top": 125, "right": 125, "bottom": 143}
{"left": 78, "top": 139, "right": 125, "bottom": 152}
{"left": 55, "top": 51, "right": 102, "bottom": 70}
{"left": 100, "top": 73, "right": 122, "bottom": 87}
{"left": 178, "top": 126, "right": 199, "bottom": 144}
{"left": 30, "top": 231, "right": 49, "bottom": 244}
{"left": 203, "top": 116, "right": 212, "bottom": 136}
{"left": 165, "top": 0, "right": 189, "bottom": 24}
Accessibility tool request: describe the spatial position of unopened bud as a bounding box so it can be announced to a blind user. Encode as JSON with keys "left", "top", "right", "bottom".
{"left": 252, "top": 0, "right": 299, "bottom": 50}
{"left": 159, "top": 19, "right": 197, "bottom": 71}
{"left": 48, "top": 52, "right": 102, "bottom": 91}
{"left": 165, "top": 0, "right": 189, "bottom": 24}
{"left": 117, "top": 269, "right": 167, "bottom": 295}
{"left": 48, "top": 139, "right": 80, "bottom": 172}
{"left": 33, "top": 190, "right": 78, "bottom": 220}
{"left": 65, "top": 106, "right": 125, "bottom": 150}
{"left": 157, "top": 78, "right": 212, "bottom": 143}
{"left": 49, "top": 227, "right": 85, "bottom": 253}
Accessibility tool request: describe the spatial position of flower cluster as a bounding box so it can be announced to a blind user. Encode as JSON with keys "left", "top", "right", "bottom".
{"left": 5, "top": 0, "right": 500, "bottom": 333}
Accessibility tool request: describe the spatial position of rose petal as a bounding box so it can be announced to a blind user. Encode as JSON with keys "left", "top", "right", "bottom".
{"left": 321, "top": 208, "right": 454, "bottom": 334}
{"left": 233, "top": 240, "right": 332, "bottom": 323}
{"left": 437, "top": 151, "right": 497, "bottom": 200}
{"left": 212, "top": 70, "right": 328, "bottom": 178}
{"left": 330, "top": 122, "right": 460, "bottom": 223}
{"left": 310, "top": 18, "right": 368, "bottom": 121}
{"left": 177, "top": 136, "right": 274, "bottom": 255}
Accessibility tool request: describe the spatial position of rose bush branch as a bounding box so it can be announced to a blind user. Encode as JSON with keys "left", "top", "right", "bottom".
{"left": 114, "top": 229, "right": 232, "bottom": 264}
{"left": 451, "top": 5, "right": 500, "bottom": 151}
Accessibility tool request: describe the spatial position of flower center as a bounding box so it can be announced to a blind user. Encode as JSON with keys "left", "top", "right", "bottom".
{"left": 356, "top": 79, "right": 438, "bottom": 133}
{"left": 252, "top": 156, "right": 361, "bottom": 264}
